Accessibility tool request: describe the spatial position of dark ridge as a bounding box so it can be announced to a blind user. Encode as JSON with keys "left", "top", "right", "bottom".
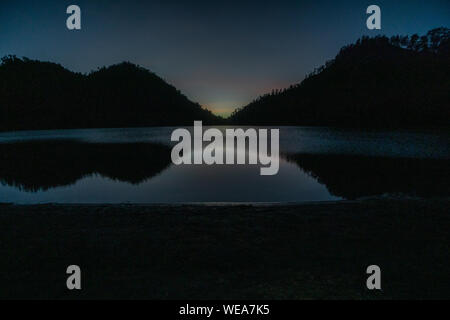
{"left": 229, "top": 27, "right": 450, "bottom": 128}
{"left": 0, "top": 58, "right": 222, "bottom": 131}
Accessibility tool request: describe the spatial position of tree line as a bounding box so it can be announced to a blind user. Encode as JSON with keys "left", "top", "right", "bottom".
{"left": 229, "top": 27, "right": 449, "bottom": 128}
{"left": 0, "top": 58, "right": 222, "bottom": 131}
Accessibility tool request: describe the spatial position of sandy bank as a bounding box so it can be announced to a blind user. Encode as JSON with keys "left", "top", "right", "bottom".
{"left": 1, "top": 199, "right": 449, "bottom": 299}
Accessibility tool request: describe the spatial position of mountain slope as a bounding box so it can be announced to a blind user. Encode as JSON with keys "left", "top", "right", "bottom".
{"left": 0, "top": 57, "right": 221, "bottom": 131}
{"left": 229, "top": 28, "right": 450, "bottom": 127}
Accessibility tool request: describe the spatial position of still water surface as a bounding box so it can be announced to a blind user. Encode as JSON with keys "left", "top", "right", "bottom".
{"left": 0, "top": 127, "right": 448, "bottom": 203}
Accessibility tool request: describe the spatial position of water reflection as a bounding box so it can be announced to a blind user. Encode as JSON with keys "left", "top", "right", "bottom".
{"left": 0, "top": 140, "right": 171, "bottom": 192}
{"left": 0, "top": 128, "right": 448, "bottom": 202}
{"left": 284, "top": 153, "right": 450, "bottom": 199}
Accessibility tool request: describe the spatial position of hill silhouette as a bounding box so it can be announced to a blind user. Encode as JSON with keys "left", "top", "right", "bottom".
{"left": 229, "top": 28, "right": 450, "bottom": 128}
{"left": 1, "top": 28, "right": 448, "bottom": 131}
{"left": 0, "top": 58, "right": 221, "bottom": 131}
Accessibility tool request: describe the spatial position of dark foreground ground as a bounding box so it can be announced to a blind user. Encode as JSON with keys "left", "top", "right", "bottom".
{"left": 0, "top": 199, "right": 449, "bottom": 299}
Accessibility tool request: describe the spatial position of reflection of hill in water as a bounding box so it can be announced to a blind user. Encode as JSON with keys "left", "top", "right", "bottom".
{"left": 0, "top": 141, "right": 171, "bottom": 191}
{"left": 284, "top": 153, "right": 450, "bottom": 199}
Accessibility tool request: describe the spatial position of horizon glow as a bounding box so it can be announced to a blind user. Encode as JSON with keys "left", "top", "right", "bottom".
{"left": 1, "top": 0, "right": 449, "bottom": 116}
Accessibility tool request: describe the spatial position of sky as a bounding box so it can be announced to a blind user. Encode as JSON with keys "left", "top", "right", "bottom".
{"left": 0, "top": 0, "right": 449, "bottom": 116}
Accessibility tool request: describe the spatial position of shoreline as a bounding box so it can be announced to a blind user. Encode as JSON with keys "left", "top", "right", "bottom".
{"left": 1, "top": 199, "right": 449, "bottom": 299}
{"left": 1, "top": 199, "right": 350, "bottom": 207}
{"left": 2, "top": 197, "right": 445, "bottom": 207}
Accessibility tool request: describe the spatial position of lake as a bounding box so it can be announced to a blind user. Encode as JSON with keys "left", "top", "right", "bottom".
{"left": 0, "top": 126, "right": 449, "bottom": 203}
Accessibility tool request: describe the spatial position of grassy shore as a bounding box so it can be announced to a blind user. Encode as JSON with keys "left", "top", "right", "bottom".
{"left": 0, "top": 199, "right": 449, "bottom": 299}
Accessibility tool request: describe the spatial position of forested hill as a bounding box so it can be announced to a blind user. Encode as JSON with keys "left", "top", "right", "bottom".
{"left": 229, "top": 28, "right": 450, "bottom": 128}
{"left": 0, "top": 58, "right": 221, "bottom": 131}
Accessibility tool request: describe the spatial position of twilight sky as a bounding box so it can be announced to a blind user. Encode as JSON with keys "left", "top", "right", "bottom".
{"left": 1, "top": 0, "right": 449, "bottom": 116}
